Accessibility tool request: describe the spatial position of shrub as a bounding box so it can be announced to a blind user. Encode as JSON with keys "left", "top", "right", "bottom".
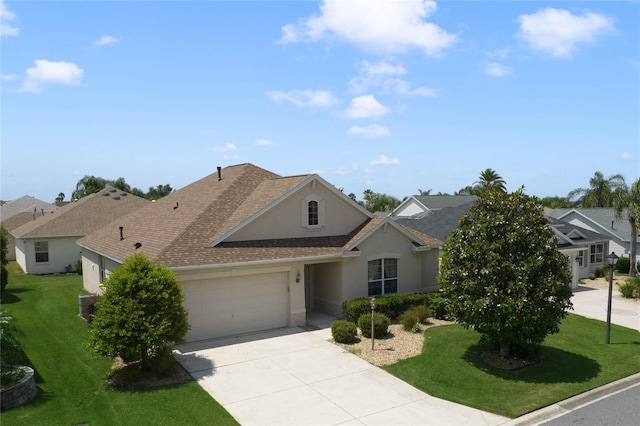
{"left": 331, "top": 320, "right": 357, "bottom": 344}
{"left": 594, "top": 266, "right": 606, "bottom": 278}
{"left": 358, "top": 312, "right": 390, "bottom": 338}
{"left": 399, "top": 309, "right": 420, "bottom": 332}
{"left": 75, "top": 259, "right": 83, "bottom": 275}
{"left": 0, "top": 310, "right": 24, "bottom": 367}
{"left": 427, "top": 294, "right": 449, "bottom": 320}
{"left": 342, "top": 293, "right": 432, "bottom": 322}
{"left": 1, "top": 226, "right": 8, "bottom": 291}
{"left": 411, "top": 304, "right": 432, "bottom": 323}
{"left": 614, "top": 256, "right": 630, "bottom": 274}
{"left": 618, "top": 278, "right": 640, "bottom": 299}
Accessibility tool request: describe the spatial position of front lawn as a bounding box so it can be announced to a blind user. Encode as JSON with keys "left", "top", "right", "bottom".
{"left": 0, "top": 263, "right": 237, "bottom": 425}
{"left": 384, "top": 314, "right": 640, "bottom": 418}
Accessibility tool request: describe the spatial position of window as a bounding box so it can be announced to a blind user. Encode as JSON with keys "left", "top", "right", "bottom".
{"left": 368, "top": 258, "right": 398, "bottom": 296}
{"left": 576, "top": 250, "right": 586, "bottom": 267}
{"left": 34, "top": 241, "right": 49, "bottom": 263}
{"left": 308, "top": 200, "right": 319, "bottom": 226}
{"left": 590, "top": 244, "right": 604, "bottom": 264}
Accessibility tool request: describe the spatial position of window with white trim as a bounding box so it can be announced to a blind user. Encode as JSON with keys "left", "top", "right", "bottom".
{"left": 301, "top": 196, "right": 325, "bottom": 229}
{"left": 368, "top": 258, "right": 398, "bottom": 296}
{"left": 590, "top": 243, "right": 604, "bottom": 264}
{"left": 576, "top": 249, "right": 586, "bottom": 267}
{"left": 34, "top": 241, "right": 49, "bottom": 263}
{"left": 308, "top": 200, "right": 319, "bottom": 226}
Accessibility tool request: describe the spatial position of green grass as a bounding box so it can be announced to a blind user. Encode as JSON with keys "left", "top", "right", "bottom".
{"left": 384, "top": 314, "right": 640, "bottom": 418}
{"left": 1, "top": 263, "right": 238, "bottom": 425}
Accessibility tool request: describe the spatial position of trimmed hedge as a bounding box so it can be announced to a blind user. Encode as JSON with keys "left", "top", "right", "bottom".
{"left": 331, "top": 320, "right": 358, "bottom": 343}
{"left": 342, "top": 293, "right": 436, "bottom": 323}
{"left": 358, "top": 313, "right": 390, "bottom": 338}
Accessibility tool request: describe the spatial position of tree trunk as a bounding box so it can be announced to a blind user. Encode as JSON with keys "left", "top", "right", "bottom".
{"left": 499, "top": 341, "right": 510, "bottom": 358}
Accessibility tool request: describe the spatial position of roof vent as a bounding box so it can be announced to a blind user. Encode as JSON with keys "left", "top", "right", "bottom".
{"left": 120, "top": 192, "right": 128, "bottom": 196}
{"left": 217, "top": 166, "right": 222, "bottom": 181}
{"left": 134, "top": 242, "right": 142, "bottom": 249}
{"left": 102, "top": 192, "right": 110, "bottom": 196}
{"left": 119, "top": 226, "right": 124, "bottom": 241}
{"left": 110, "top": 188, "right": 117, "bottom": 193}
{"left": 112, "top": 196, "right": 120, "bottom": 200}
{"left": 173, "top": 202, "right": 179, "bottom": 210}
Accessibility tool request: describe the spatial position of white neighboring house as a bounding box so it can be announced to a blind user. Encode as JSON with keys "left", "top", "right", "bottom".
{"left": 10, "top": 188, "right": 148, "bottom": 275}
{"left": 547, "top": 217, "right": 612, "bottom": 289}
{"left": 78, "top": 164, "right": 444, "bottom": 342}
{"left": 549, "top": 208, "right": 639, "bottom": 262}
{"left": 2, "top": 211, "right": 55, "bottom": 261}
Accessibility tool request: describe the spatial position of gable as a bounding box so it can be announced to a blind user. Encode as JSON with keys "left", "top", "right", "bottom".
{"left": 224, "top": 176, "right": 372, "bottom": 243}
{"left": 392, "top": 198, "right": 427, "bottom": 218}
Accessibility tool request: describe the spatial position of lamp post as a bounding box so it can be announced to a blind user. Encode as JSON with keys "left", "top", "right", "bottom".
{"left": 371, "top": 296, "right": 376, "bottom": 351}
{"left": 605, "top": 251, "right": 619, "bottom": 344}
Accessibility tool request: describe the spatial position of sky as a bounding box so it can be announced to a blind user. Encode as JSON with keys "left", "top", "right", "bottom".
{"left": 1, "top": 0, "right": 639, "bottom": 204}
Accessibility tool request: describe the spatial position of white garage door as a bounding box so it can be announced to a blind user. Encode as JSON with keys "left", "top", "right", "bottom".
{"left": 183, "top": 272, "right": 289, "bottom": 341}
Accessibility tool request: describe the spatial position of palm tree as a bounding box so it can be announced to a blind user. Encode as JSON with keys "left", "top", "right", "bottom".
{"left": 475, "top": 168, "right": 506, "bottom": 191}
{"left": 613, "top": 178, "right": 640, "bottom": 277}
{"left": 567, "top": 171, "right": 627, "bottom": 207}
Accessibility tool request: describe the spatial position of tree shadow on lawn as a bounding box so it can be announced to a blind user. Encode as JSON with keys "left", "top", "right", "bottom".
{"left": 463, "top": 343, "right": 601, "bottom": 384}
{"left": 0, "top": 287, "right": 33, "bottom": 304}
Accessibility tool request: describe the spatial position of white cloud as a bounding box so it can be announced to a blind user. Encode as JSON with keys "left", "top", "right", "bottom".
{"left": 621, "top": 152, "right": 634, "bottom": 160}
{"left": 1, "top": 73, "right": 18, "bottom": 81}
{"left": 349, "top": 59, "right": 406, "bottom": 92}
{"left": 371, "top": 154, "right": 400, "bottom": 166}
{"left": 348, "top": 124, "right": 390, "bottom": 138}
{"left": 485, "top": 62, "right": 512, "bottom": 78}
{"left": 94, "top": 34, "right": 118, "bottom": 46}
{"left": 20, "top": 59, "right": 84, "bottom": 93}
{"left": 517, "top": 8, "right": 614, "bottom": 58}
{"left": 277, "top": 0, "right": 457, "bottom": 56}
{"left": 256, "top": 139, "right": 272, "bottom": 146}
{"left": 214, "top": 143, "right": 237, "bottom": 153}
{"left": 1, "top": 2, "right": 19, "bottom": 36}
{"left": 485, "top": 46, "right": 511, "bottom": 59}
{"left": 266, "top": 90, "right": 338, "bottom": 107}
{"left": 342, "top": 95, "right": 390, "bottom": 119}
{"left": 382, "top": 78, "right": 436, "bottom": 96}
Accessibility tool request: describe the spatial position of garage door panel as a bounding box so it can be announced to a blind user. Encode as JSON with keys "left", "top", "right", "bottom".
{"left": 184, "top": 272, "right": 289, "bottom": 342}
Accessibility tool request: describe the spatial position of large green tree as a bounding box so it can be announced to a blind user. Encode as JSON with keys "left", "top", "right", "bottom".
{"left": 567, "top": 171, "right": 627, "bottom": 207}
{"left": 88, "top": 253, "right": 189, "bottom": 372}
{"left": 475, "top": 168, "right": 506, "bottom": 191}
{"left": 361, "top": 189, "right": 401, "bottom": 213}
{"left": 439, "top": 188, "right": 573, "bottom": 358}
{"left": 613, "top": 178, "right": 640, "bottom": 277}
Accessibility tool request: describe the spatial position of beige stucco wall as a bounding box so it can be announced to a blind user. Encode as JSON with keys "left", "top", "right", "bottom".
{"left": 228, "top": 181, "right": 369, "bottom": 242}
{"left": 309, "top": 261, "right": 344, "bottom": 317}
{"left": 16, "top": 236, "right": 82, "bottom": 275}
{"left": 81, "top": 250, "right": 124, "bottom": 294}
{"left": 421, "top": 249, "right": 441, "bottom": 292}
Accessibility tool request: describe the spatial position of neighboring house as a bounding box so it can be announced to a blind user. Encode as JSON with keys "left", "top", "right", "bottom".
{"left": 78, "top": 164, "right": 443, "bottom": 342}
{"left": 547, "top": 217, "right": 612, "bottom": 289}
{"left": 0, "top": 195, "right": 57, "bottom": 221}
{"left": 548, "top": 208, "right": 639, "bottom": 260}
{"left": 11, "top": 187, "right": 148, "bottom": 275}
{"left": 1, "top": 210, "right": 53, "bottom": 261}
{"left": 394, "top": 201, "right": 476, "bottom": 242}
{"left": 391, "top": 195, "right": 478, "bottom": 218}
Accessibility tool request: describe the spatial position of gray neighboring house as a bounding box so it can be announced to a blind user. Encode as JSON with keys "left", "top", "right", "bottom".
{"left": 394, "top": 201, "right": 476, "bottom": 242}
{"left": 391, "top": 195, "right": 479, "bottom": 218}
{"left": 548, "top": 208, "right": 639, "bottom": 260}
{"left": 547, "top": 216, "right": 612, "bottom": 288}
{"left": 0, "top": 195, "right": 57, "bottom": 221}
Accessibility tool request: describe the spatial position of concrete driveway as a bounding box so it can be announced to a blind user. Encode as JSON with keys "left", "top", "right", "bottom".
{"left": 570, "top": 285, "right": 639, "bottom": 331}
{"left": 175, "top": 321, "right": 508, "bottom": 426}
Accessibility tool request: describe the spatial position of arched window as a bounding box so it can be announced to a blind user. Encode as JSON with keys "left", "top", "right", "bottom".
{"left": 308, "top": 200, "right": 319, "bottom": 226}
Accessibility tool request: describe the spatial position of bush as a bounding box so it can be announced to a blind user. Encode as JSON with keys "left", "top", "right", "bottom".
{"left": 399, "top": 310, "right": 420, "bottom": 332}
{"left": 411, "top": 304, "right": 432, "bottom": 323}
{"left": 342, "top": 293, "right": 432, "bottom": 322}
{"left": 331, "top": 320, "right": 357, "bottom": 344}
{"left": 358, "top": 312, "right": 390, "bottom": 338}
{"left": 427, "top": 294, "right": 449, "bottom": 320}
{"left": 615, "top": 256, "right": 630, "bottom": 274}
{"left": 75, "top": 259, "right": 83, "bottom": 275}
{"left": 0, "top": 310, "right": 24, "bottom": 367}
{"left": 594, "top": 266, "right": 607, "bottom": 278}
{"left": 617, "top": 278, "right": 640, "bottom": 299}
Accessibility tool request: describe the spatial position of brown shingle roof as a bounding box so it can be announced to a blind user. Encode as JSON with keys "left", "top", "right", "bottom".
{"left": 2, "top": 211, "right": 52, "bottom": 233}
{"left": 78, "top": 164, "right": 440, "bottom": 268}
{"left": 11, "top": 187, "right": 149, "bottom": 238}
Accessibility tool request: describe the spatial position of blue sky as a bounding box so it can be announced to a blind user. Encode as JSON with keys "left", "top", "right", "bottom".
{"left": 2, "top": 0, "right": 638, "bottom": 203}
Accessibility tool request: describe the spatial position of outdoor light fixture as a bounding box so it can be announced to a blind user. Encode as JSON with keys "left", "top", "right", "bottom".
{"left": 296, "top": 271, "right": 301, "bottom": 283}
{"left": 605, "top": 251, "right": 619, "bottom": 344}
{"left": 371, "top": 296, "right": 376, "bottom": 351}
